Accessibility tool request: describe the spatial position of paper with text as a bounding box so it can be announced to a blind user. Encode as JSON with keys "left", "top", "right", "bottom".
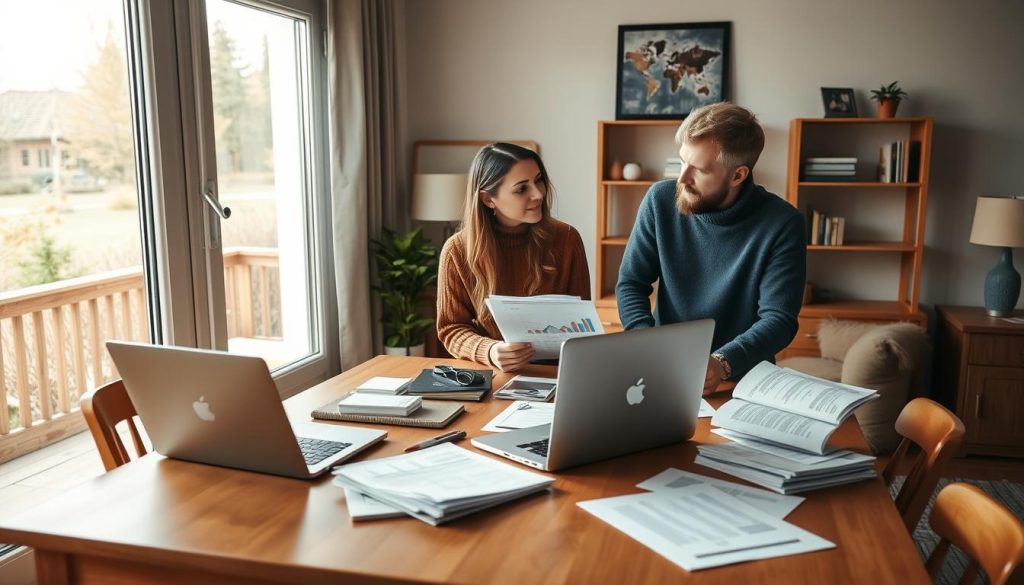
{"left": 482, "top": 401, "right": 555, "bottom": 433}
{"left": 577, "top": 486, "right": 834, "bottom": 571}
{"left": 637, "top": 468, "right": 804, "bottom": 518}
{"left": 734, "top": 362, "right": 877, "bottom": 424}
{"left": 485, "top": 295, "right": 604, "bottom": 360}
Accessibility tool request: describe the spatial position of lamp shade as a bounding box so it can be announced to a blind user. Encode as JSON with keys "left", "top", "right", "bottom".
{"left": 411, "top": 173, "right": 467, "bottom": 222}
{"left": 969, "top": 196, "right": 1024, "bottom": 247}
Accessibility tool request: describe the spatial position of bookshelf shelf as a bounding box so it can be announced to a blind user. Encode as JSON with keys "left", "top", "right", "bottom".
{"left": 782, "top": 117, "right": 933, "bottom": 359}
{"left": 600, "top": 237, "right": 630, "bottom": 246}
{"left": 601, "top": 180, "right": 659, "bottom": 187}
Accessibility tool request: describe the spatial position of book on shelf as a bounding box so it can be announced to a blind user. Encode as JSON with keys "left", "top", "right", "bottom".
{"left": 709, "top": 361, "right": 878, "bottom": 455}
{"left": 804, "top": 163, "right": 855, "bottom": 172}
{"left": 664, "top": 157, "right": 682, "bottom": 178}
{"left": 878, "top": 140, "right": 920, "bottom": 183}
{"left": 804, "top": 157, "right": 856, "bottom": 163}
{"left": 808, "top": 210, "right": 845, "bottom": 246}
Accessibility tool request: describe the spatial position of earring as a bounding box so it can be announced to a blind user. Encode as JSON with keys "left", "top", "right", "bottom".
{"left": 491, "top": 207, "right": 496, "bottom": 216}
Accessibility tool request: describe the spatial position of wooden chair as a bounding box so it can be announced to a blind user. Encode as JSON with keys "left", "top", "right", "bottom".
{"left": 881, "top": 397, "right": 965, "bottom": 533}
{"left": 925, "top": 482, "right": 1024, "bottom": 585}
{"left": 80, "top": 380, "right": 147, "bottom": 471}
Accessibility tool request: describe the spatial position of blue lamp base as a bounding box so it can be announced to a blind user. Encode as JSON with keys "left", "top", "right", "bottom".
{"left": 984, "top": 247, "right": 1021, "bottom": 316}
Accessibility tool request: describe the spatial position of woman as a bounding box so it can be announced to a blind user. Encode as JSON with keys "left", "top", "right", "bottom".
{"left": 436, "top": 143, "right": 591, "bottom": 371}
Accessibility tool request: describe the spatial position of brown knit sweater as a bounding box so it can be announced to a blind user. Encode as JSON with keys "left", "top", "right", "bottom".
{"left": 436, "top": 219, "right": 591, "bottom": 365}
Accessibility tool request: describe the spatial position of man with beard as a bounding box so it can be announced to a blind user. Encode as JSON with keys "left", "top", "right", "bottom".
{"left": 616, "top": 102, "right": 806, "bottom": 395}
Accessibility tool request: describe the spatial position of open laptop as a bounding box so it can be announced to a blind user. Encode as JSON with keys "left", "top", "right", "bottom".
{"left": 472, "top": 319, "right": 713, "bottom": 472}
{"left": 106, "top": 341, "right": 386, "bottom": 479}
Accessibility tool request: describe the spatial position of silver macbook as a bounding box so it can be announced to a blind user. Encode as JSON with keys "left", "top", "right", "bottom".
{"left": 472, "top": 319, "right": 713, "bottom": 472}
{"left": 106, "top": 341, "right": 386, "bottom": 479}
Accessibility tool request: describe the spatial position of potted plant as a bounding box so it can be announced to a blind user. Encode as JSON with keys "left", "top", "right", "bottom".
{"left": 870, "top": 81, "right": 908, "bottom": 119}
{"left": 370, "top": 227, "right": 438, "bottom": 356}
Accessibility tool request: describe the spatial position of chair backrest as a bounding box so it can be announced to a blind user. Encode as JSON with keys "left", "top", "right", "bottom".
{"left": 880, "top": 397, "right": 965, "bottom": 533}
{"left": 80, "top": 379, "right": 148, "bottom": 471}
{"left": 925, "top": 482, "right": 1024, "bottom": 585}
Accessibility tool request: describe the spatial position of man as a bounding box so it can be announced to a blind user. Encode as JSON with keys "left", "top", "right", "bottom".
{"left": 616, "top": 102, "right": 806, "bottom": 395}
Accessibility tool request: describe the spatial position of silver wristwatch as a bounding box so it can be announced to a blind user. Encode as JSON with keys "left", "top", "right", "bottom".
{"left": 710, "top": 352, "right": 732, "bottom": 380}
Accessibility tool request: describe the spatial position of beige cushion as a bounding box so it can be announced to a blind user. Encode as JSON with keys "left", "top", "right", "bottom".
{"left": 777, "top": 357, "right": 843, "bottom": 382}
{"left": 817, "top": 319, "right": 879, "bottom": 361}
{"left": 845, "top": 323, "right": 929, "bottom": 455}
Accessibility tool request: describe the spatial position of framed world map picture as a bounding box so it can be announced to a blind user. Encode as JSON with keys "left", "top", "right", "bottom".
{"left": 615, "top": 22, "right": 731, "bottom": 120}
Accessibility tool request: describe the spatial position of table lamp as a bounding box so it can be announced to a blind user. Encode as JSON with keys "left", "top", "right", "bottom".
{"left": 411, "top": 173, "right": 467, "bottom": 240}
{"left": 969, "top": 196, "right": 1024, "bottom": 316}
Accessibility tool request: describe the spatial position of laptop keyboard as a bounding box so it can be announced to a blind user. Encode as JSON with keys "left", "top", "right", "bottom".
{"left": 517, "top": 438, "right": 549, "bottom": 457}
{"left": 297, "top": 437, "right": 352, "bottom": 466}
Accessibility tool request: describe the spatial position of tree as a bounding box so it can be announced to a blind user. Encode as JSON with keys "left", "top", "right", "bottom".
{"left": 210, "top": 21, "right": 246, "bottom": 175}
{"left": 16, "top": 227, "right": 76, "bottom": 287}
{"left": 66, "top": 21, "right": 135, "bottom": 184}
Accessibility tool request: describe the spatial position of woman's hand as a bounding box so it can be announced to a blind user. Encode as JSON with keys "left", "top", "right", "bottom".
{"left": 488, "top": 342, "right": 535, "bottom": 372}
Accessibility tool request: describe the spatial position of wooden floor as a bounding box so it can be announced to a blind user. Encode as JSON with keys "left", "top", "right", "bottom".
{"left": 0, "top": 430, "right": 1022, "bottom": 523}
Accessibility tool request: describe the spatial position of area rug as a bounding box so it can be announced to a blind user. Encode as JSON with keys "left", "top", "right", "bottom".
{"left": 889, "top": 476, "right": 1024, "bottom": 584}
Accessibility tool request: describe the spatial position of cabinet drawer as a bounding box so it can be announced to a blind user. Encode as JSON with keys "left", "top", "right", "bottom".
{"left": 788, "top": 317, "right": 823, "bottom": 351}
{"left": 968, "top": 334, "right": 1024, "bottom": 367}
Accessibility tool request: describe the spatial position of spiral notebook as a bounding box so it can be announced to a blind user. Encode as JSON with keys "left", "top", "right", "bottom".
{"left": 312, "top": 395, "right": 464, "bottom": 429}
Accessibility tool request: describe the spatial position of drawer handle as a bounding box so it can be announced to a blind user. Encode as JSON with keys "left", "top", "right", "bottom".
{"left": 975, "top": 393, "right": 983, "bottom": 419}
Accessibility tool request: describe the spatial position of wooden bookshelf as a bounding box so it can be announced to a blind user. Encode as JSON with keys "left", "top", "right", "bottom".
{"left": 781, "top": 117, "right": 933, "bottom": 358}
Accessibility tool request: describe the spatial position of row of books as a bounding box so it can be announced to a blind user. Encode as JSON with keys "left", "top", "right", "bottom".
{"left": 802, "top": 157, "right": 856, "bottom": 182}
{"left": 808, "top": 210, "right": 846, "bottom": 245}
{"left": 664, "top": 157, "right": 682, "bottom": 178}
{"left": 879, "top": 140, "right": 921, "bottom": 183}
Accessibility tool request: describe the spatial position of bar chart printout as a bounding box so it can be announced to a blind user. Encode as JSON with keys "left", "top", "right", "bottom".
{"left": 486, "top": 295, "right": 605, "bottom": 360}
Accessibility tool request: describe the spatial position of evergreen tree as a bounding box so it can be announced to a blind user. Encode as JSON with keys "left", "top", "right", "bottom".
{"left": 210, "top": 21, "right": 246, "bottom": 175}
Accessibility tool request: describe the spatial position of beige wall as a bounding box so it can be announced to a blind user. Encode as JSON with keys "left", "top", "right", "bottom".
{"left": 403, "top": 0, "right": 1024, "bottom": 312}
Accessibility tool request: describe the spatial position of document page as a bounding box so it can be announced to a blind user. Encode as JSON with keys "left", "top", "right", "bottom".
{"left": 482, "top": 401, "right": 555, "bottom": 433}
{"left": 333, "top": 443, "right": 552, "bottom": 503}
{"left": 342, "top": 488, "right": 406, "bottom": 520}
{"left": 711, "top": 399, "right": 835, "bottom": 454}
{"left": 712, "top": 429, "right": 850, "bottom": 464}
{"left": 577, "top": 486, "right": 834, "bottom": 571}
{"left": 734, "top": 362, "right": 877, "bottom": 424}
{"left": 485, "top": 295, "right": 605, "bottom": 360}
{"left": 699, "top": 399, "right": 716, "bottom": 418}
{"left": 636, "top": 468, "right": 804, "bottom": 518}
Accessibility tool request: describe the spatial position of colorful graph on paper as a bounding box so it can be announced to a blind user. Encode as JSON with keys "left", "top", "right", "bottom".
{"left": 526, "top": 319, "right": 598, "bottom": 334}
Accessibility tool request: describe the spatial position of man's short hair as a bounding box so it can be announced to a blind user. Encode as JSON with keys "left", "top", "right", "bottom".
{"left": 675, "top": 102, "right": 765, "bottom": 171}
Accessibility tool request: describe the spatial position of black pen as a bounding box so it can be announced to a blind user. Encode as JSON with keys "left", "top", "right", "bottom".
{"left": 404, "top": 430, "right": 466, "bottom": 452}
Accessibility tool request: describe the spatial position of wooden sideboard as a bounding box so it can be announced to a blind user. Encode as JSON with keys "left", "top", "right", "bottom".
{"left": 934, "top": 305, "right": 1024, "bottom": 457}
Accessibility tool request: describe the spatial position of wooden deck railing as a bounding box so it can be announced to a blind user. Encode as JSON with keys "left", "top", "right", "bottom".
{"left": 0, "top": 248, "right": 280, "bottom": 464}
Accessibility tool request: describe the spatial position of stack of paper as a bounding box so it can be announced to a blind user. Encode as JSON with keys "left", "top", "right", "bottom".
{"left": 355, "top": 376, "right": 411, "bottom": 395}
{"left": 337, "top": 393, "right": 422, "bottom": 416}
{"left": 578, "top": 468, "right": 833, "bottom": 571}
{"left": 332, "top": 443, "right": 553, "bottom": 525}
{"left": 481, "top": 400, "right": 555, "bottom": 432}
{"left": 695, "top": 441, "right": 876, "bottom": 494}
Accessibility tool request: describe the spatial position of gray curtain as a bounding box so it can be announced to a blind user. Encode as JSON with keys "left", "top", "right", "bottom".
{"left": 327, "top": 0, "right": 406, "bottom": 370}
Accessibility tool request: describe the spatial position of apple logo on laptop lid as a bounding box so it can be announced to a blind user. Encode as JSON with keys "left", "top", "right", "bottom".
{"left": 193, "top": 396, "right": 216, "bottom": 422}
{"left": 625, "top": 378, "right": 646, "bottom": 406}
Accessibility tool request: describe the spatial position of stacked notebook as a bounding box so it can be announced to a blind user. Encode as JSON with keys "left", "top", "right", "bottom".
{"left": 355, "top": 376, "right": 411, "bottom": 395}
{"left": 332, "top": 443, "right": 553, "bottom": 525}
{"left": 406, "top": 368, "right": 492, "bottom": 401}
{"left": 337, "top": 393, "right": 421, "bottom": 416}
{"left": 802, "top": 157, "right": 857, "bottom": 182}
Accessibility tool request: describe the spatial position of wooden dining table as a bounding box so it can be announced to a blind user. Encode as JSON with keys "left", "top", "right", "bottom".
{"left": 0, "top": 355, "right": 929, "bottom": 584}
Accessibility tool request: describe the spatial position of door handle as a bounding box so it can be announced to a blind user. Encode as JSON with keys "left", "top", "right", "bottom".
{"left": 203, "top": 187, "right": 231, "bottom": 220}
{"left": 975, "top": 393, "right": 983, "bottom": 419}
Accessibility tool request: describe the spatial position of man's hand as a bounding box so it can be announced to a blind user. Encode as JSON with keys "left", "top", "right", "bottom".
{"left": 488, "top": 342, "right": 535, "bottom": 372}
{"left": 703, "top": 356, "right": 726, "bottom": 396}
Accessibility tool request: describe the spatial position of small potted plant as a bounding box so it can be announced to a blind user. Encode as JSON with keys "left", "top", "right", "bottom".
{"left": 870, "top": 81, "right": 908, "bottom": 119}
{"left": 370, "top": 227, "right": 438, "bottom": 356}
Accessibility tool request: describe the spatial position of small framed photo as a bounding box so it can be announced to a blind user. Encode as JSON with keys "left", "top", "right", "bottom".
{"left": 616, "top": 22, "right": 731, "bottom": 120}
{"left": 820, "top": 87, "right": 858, "bottom": 118}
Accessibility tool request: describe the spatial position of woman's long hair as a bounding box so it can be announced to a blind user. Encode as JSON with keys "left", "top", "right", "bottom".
{"left": 461, "top": 142, "right": 556, "bottom": 319}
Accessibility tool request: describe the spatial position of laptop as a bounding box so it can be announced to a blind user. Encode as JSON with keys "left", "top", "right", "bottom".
{"left": 106, "top": 341, "right": 387, "bottom": 479}
{"left": 471, "top": 319, "right": 713, "bottom": 472}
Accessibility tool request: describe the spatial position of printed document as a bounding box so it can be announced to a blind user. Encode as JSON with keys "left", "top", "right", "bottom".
{"left": 577, "top": 485, "right": 834, "bottom": 571}
{"left": 482, "top": 401, "right": 555, "bottom": 433}
{"left": 637, "top": 468, "right": 804, "bottom": 518}
{"left": 485, "top": 295, "right": 604, "bottom": 360}
{"left": 343, "top": 488, "right": 405, "bottom": 520}
{"left": 332, "top": 443, "right": 553, "bottom": 525}
{"left": 711, "top": 362, "right": 877, "bottom": 454}
{"left": 698, "top": 399, "right": 716, "bottom": 418}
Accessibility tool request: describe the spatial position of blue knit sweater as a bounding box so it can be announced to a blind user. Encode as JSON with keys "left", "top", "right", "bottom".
{"left": 615, "top": 176, "right": 806, "bottom": 380}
